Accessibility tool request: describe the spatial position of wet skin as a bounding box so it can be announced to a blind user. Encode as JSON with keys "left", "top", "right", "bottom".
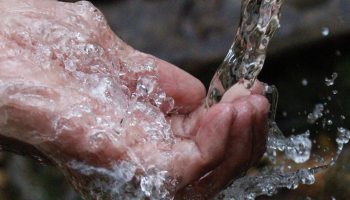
{"left": 0, "top": 0, "right": 269, "bottom": 198}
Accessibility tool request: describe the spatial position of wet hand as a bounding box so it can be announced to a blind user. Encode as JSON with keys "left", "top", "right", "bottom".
{"left": 0, "top": 0, "right": 269, "bottom": 199}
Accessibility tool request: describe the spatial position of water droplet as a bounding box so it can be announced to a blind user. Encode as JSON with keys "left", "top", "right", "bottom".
{"left": 321, "top": 27, "right": 329, "bottom": 37}
{"left": 335, "top": 50, "right": 341, "bottom": 56}
{"left": 301, "top": 78, "right": 308, "bottom": 86}
{"left": 325, "top": 72, "right": 338, "bottom": 86}
{"left": 327, "top": 120, "right": 333, "bottom": 126}
{"left": 307, "top": 104, "right": 324, "bottom": 124}
{"left": 336, "top": 127, "right": 350, "bottom": 145}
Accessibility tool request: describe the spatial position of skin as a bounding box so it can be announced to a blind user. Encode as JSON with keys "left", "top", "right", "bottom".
{"left": 0, "top": 0, "right": 269, "bottom": 199}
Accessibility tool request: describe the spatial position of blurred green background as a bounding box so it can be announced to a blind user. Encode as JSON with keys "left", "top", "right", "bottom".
{"left": 1, "top": 0, "right": 350, "bottom": 199}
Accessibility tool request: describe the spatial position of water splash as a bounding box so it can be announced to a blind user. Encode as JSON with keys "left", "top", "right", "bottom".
{"left": 333, "top": 127, "right": 350, "bottom": 164}
{"left": 0, "top": 1, "right": 177, "bottom": 199}
{"left": 67, "top": 160, "right": 175, "bottom": 199}
{"left": 307, "top": 104, "right": 324, "bottom": 124}
{"left": 204, "top": 0, "right": 316, "bottom": 197}
{"left": 3, "top": 1, "right": 349, "bottom": 199}
{"left": 216, "top": 81, "right": 350, "bottom": 199}
{"left": 203, "top": 0, "right": 350, "bottom": 198}
{"left": 325, "top": 72, "right": 338, "bottom": 86}
{"left": 206, "top": 0, "right": 282, "bottom": 106}
{"left": 217, "top": 168, "right": 316, "bottom": 200}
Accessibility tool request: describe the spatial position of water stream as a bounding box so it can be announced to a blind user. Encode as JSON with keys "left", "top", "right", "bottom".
{"left": 206, "top": 0, "right": 350, "bottom": 199}
{"left": 206, "top": 0, "right": 282, "bottom": 106}
{"left": 2, "top": 1, "right": 347, "bottom": 199}
{"left": 55, "top": 1, "right": 349, "bottom": 199}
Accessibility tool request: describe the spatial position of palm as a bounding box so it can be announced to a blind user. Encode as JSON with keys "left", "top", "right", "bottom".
{"left": 0, "top": 0, "right": 269, "bottom": 199}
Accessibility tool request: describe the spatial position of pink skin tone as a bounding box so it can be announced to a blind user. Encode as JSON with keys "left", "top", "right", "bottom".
{"left": 0, "top": 0, "right": 269, "bottom": 199}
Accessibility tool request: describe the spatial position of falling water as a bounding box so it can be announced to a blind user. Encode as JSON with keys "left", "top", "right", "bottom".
{"left": 2, "top": 0, "right": 347, "bottom": 199}
{"left": 205, "top": 0, "right": 350, "bottom": 199}
{"left": 206, "top": 0, "right": 282, "bottom": 106}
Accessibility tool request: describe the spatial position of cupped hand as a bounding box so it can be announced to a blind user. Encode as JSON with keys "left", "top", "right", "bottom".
{"left": 0, "top": 0, "right": 269, "bottom": 199}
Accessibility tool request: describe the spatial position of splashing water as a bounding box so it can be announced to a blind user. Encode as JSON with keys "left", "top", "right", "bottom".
{"left": 0, "top": 1, "right": 177, "bottom": 199}
{"left": 2, "top": 0, "right": 349, "bottom": 199}
{"left": 307, "top": 103, "right": 324, "bottom": 124}
{"left": 205, "top": 0, "right": 316, "bottom": 197}
{"left": 206, "top": 0, "right": 282, "bottom": 106}
{"left": 216, "top": 82, "right": 350, "bottom": 200}
{"left": 204, "top": 0, "right": 350, "bottom": 199}
{"left": 67, "top": 160, "right": 175, "bottom": 199}
{"left": 325, "top": 72, "right": 338, "bottom": 86}
{"left": 217, "top": 168, "right": 316, "bottom": 200}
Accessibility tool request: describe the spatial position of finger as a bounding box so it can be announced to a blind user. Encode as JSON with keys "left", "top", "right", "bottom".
{"left": 247, "top": 95, "right": 270, "bottom": 165}
{"left": 220, "top": 80, "right": 265, "bottom": 104}
{"left": 250, "top": 80, "right": 265, "bottom": 95}
{"left": 195, "top": 104, "right": 237, "bottom": 168}
{"left": 170, "top": 105, "right": 206, "bottom": 139}
{"left": 156, "top": 58, "right": 206, "bottom": 113}
{"left": 171, "top": 103, "right": 235, "bottom": 189}
{"left": 177, "top": 99, "right": 256, "bottom": 199}
{"left": 220, "top": 83, "right": 251, "bottom": 103}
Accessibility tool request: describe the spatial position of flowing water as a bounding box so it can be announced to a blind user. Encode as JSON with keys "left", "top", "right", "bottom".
{"left": 2, "top": 1, "right": 348, "bottom": 199}
{"left": 206, "top": 0, "right": 350, "bottom": 199}
{"left": 206, "top": 0, "right": 282, "bottom": 106}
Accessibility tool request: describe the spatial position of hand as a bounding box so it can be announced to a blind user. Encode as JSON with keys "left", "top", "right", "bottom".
{"left": 0, "top": 0, "right": 269, "bottom": 199}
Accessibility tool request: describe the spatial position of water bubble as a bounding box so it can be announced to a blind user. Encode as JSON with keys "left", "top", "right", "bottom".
{"left": 321, "top": 27, "right": 330, "bottom": 37}
{"left": 325, "top": 72, "right": 338, "bottom": 86}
